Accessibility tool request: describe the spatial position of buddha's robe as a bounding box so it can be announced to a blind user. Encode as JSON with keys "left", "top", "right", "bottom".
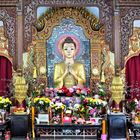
{"left": 54, "top": 62, "right": 86, "bottom": 88}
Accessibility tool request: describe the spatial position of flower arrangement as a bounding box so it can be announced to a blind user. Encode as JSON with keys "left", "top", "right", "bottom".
{"left": 56, "top": 86, "right": 91, "bottom": 97}
{"left": 34, "top": 96, "right": 51, "bottom": 112}
{"left": 83, "top": 95, "right": 107, "bottom": 109}
{"left": 45, "top": 87, "right": 56, "bottom": 98}
{"left": 75, "top": 87, "right": 90, "bottom": 96}
{"left": 0, "top": 96, "right": 12, "bottom": 110}
{"left": 57, "top": 86, "right": 73, "bottom": 97}
{"left": 92, "top": 98, "right": 107, "bottom": 109}
{"left": 50, "top": 102, "right": 65, "bottom": 114}
{"left": 79, "top": 96, "right": 107, "bottom": 117}
{"left": 126, "top": 98, "right": 139, "bottom": 112}
{"left": 96, "top": 83, "right": 106, "bottom": 97}
{"left": 73, "top": 103, "right": 85, "bottom": 118}
{"left": 50, "top": 116, "right": 61, "bottom": 124}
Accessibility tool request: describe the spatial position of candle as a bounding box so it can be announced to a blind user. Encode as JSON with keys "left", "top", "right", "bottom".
{"left": 33, "top": 67, "right": 37, "bottom": 78}
{"left": 102, "top": 119, "right": 106, "bottom": 134}
{"left": 61, "top": 109, "right": 64, "bottom": 125}
{"left": 49, "top": 107, "right": 52, "bottom": 124}
{"left": 31, "top": 106, "right": 35, "bottom": 138}
{"left": 32, "top": 106, "right": 35, "bottom": 122}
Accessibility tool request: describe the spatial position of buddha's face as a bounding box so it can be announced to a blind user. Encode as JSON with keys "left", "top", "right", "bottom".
{"left": 62, "top": 43, "right": 76, "bottom": 58}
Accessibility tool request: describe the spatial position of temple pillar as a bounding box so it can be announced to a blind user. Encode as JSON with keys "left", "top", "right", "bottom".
{"left": 16, "top": 0, "right": 23, "bottom": 69}
{"left": 112, "top": 3, "right": 121, "bottom": 72}
{"left": 90, "top": 38, "right": 102, "bottom": 90}
{"left": 33, "top": 40, "right": 47, "bottom": 85}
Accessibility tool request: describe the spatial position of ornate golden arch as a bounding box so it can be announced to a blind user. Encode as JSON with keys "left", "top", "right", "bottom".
{"left": 125, "top": 27, "right": 140, "bottom": 66}
{"left": 28, "top": 7, "right": 106, "bottom": 88}
{"left": 0, "top": 27, "right": 12, "bottom": 64}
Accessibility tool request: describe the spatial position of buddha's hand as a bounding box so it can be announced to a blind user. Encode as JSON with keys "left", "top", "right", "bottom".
{"left": 69, "top": 66, "right": 76, "bottom": 76}
{"left": 63, "top": 66, "right": 69, "bottom": 77}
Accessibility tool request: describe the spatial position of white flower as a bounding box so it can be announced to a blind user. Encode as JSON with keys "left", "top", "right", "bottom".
{"left": 58, "top": 90, "right": 62, "bottom": 93}
{"left": 50, "top": 102, "right": 54, "bottom": 106}
{"left": 134, "top": 99, "right": 138, "bottom": 105}
{"left": 94, "top": 95, "right": 99, "bottom": 99}
{"left": 39, "top": 100, "right": 44, "bottom": 105}
{"left": 55, "top": 102, "right": 63, "bottom": 107}
{"left": 99, "top": 89, "right": 104, "bottom": 92}
{"left": 74, "top": 104, "right": 80, "bottom": 111}
{"left": 102, "top": 101, "right": 107, "bottom": 106}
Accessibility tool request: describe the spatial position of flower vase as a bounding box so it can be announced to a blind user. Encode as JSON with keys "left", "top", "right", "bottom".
{"left": 0, "top": 109, "right": 6, "bottom": 123}
{"left": 37, "top": 107, "right": 45, "bottom": 114}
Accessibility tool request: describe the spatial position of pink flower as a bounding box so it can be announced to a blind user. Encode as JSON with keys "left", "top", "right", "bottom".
{"left": 72, "top": 86, "right": 77, "bottom": 89}
{"left": 86, "top": 88, "right": 90, "bottom": 94}
{"left": 52, "top": 98, "right": 56, "bottom": 103}
{"left": 45, "top": 87, "right": 49, "bottom": 92}
{"left": 69, "top": 88, "right": 74, "bottom": 93}
{"left": 50, "top": 88, "right": 54, "bottom": 91}
{"left": 83, "top": 99, "right": 88, "bottom": 105}
{"left": 90, "top": 108, "right": 96, "bottom": 115}
{"left": 76, "top": 88, "right": 81, "bottom": 94}
{"left": 81, "top": 90, "right": 85, "bottom": 94}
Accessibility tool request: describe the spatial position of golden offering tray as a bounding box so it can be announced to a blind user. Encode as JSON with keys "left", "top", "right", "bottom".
{"left": 13, "top": 112, "right": 27, "bottom": 115}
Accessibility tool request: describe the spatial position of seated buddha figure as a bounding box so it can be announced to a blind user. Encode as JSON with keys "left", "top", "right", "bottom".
{"left": 54, "top": 37, "right": 86, "bottom": 88}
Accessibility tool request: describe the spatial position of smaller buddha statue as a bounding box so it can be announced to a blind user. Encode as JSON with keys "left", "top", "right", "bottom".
{"left": 54, "top": 37, "right": 86, "bottom": 88}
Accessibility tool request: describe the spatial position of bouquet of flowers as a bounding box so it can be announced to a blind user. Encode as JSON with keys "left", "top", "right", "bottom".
{"left": 82, "top": 97, "right": 107, "bottom": 109}
{"left": 34, "top": 96, "right": 51, "bottom": 112}
{"left": 0, "top": 96, "right": 12, "bottom": 110}
{"left": 75, "top": 87, "right": 90, "bottom": 96}
{"left": 56, "top": 86, "right": 73, "bottom": 97}
{"left": 50, "top": 102, "right": 65, "bottom": 114}
{"left": 92, "top": 98, "right": 107, "bottom": 110}
{"left": 56, "top": 86, "right": 91, "bottom": 97}
{"left": 126, "top": 98, "right": 138, "bottom": 112}
{"left": 96, "top": 83, "right": 106, "bottom": 97}
{"left": 73, "top": 103, "right": 91, "bottom": 119}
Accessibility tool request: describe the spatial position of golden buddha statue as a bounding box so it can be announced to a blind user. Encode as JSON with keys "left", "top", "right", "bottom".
{"left": 54, "top": 37, "right": 86, "bottom": 88}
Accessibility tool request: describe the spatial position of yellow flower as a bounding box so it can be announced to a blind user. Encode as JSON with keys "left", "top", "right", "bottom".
{"left": 34, "top": 97, "right": 39, "bottom": 103}
{"left": 0, "top": 97, "right": 2, "bottom": 101}
{"left": 45, "top": 98, "right": 51, "bottom": 103}
{"left": 40, "top": 97, "right": 45, "bottom": 101}
{"left": 61, "top": 105, "right": 65, "bottom": 110}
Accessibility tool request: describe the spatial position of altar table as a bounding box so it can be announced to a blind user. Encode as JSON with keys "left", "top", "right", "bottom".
{"left": 35, "top": 123, "right": 102, "bottom": 139}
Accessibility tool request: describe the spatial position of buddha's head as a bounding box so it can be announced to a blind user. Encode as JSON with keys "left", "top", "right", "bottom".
{"left": 62, "top": 37, "right": 76, "bottom": 59}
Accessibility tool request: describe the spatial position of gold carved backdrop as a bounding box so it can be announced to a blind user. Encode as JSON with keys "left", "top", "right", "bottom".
{"left": 25, "top": 7, "right": 114, "bottom": 89}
